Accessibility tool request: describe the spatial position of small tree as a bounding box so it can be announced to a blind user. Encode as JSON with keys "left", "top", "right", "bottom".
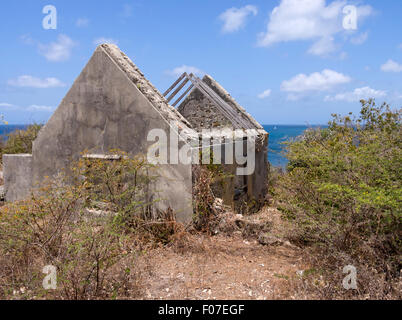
{"left": 1, "top": 124, "right": 42, "bottom": 158}
{"left": 275, "top": 100, "right": 401, "bottom": 296}
{"left": 0, "top": 150, "right": 162, "bottom": 299}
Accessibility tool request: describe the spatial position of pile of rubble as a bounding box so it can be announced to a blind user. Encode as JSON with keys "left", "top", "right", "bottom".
{"left": 211, "top": 198, "right": 297, "bottom": 248}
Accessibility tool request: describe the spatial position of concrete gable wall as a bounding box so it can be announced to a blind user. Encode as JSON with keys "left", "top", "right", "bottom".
{"left": 33, "top": 47, "right": 162, "bottom": 180}
{"left": 177, "top": 87, "right": 233, "bottom": 130}
{"left": 30, "top": 46, "right": 193, "bottom": 223}
{"left": 177, "top": 75, "right": 265, "bottom": 132}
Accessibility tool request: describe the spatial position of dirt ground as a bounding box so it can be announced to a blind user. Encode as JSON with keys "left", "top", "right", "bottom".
{"left": 138, "top": 208, "right": 314, "bottom": 300}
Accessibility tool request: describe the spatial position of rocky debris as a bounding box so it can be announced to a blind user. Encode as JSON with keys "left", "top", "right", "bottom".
{"left": 213, "top": 211, "right": 241, "bottom": 234}
{"left": 211, "top": 207, "right": 299, "bottom": 250}
{"left": 214, "top": 210, "right": 272, "bottom": 238}
{"left": 212, "top": 198, "right": 226, "bottom": 214}
{"left": 85, "top": 208, "right": 115, "bottom": 217}
{"left": 230, "top": 213, "right": 273, "bottom": 238}
{"left": 84, "top": 201, "right": 116, "bottom": 218}
{"left": 240, "top": 219, "right": 272, "bottom": 238}
{"left": 258, "top": 233, "right": 283, "bottom": 246}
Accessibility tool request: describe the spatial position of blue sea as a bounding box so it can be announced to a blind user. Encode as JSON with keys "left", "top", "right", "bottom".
{"left": 263, "top": 125, "right": 327, "bottom": 167}
{"left": 0, "top": 125, "right": 324, "bottom": 167}
{"left": 0, "top": 125, "right": 28, "bottom": 137}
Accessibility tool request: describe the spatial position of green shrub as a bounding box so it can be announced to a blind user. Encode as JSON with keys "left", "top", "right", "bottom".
{"left": 78, "top": 151, "right": 157, "bottom": 224}
{"left": 79, "top": 151, "right": 181, "bottom": 243}
{"left": 0, "top": 150, "right": 167, "bottom": 299}
{"left": 1, "top": 124, "right": 42, "bottom": 158}
{"left": 275, "top": 100, "right": 401, "bottom": 296}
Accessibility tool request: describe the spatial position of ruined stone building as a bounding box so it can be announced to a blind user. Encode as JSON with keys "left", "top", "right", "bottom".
{"left": 165, "top": 72, "right": 268, "bottom": 212}
{"left": 3, "top": 44, "right": 268, "bottom": 223}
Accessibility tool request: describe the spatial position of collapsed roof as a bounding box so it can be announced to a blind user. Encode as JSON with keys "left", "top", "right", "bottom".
{"left": 103, "top": 44, "right": 265, "bottom": 138}
{"left": 164, "top": 72, "right": 266, "bottom": 133}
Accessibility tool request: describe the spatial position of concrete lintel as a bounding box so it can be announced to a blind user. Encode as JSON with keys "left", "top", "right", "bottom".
{"left": 82, "top": 154, "right": 123, "bottom": 160}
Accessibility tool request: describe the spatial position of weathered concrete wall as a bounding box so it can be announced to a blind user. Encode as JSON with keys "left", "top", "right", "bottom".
{"left": 30, "top": 45, "right": 193, "bottom": 223}
{"left": 177, "top": 75, "right": 269, "bottom": 212}
{"left": 213, "top": 135, "right": 269, "bottom": 213}
{"left": 247, "top": 134, "right": 269, "bottom": 209}
{"left": 3, "top": 44, "right": 267, "bottom": 221}
{"left": 3, "top": 154, "right": 32, "bottom": 202}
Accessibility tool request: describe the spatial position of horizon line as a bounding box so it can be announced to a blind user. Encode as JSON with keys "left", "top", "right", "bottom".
{"left": 2, "top": 123, "right": 329, "bottom": 127}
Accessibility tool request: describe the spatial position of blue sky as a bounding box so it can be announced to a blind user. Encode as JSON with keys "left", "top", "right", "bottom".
{"left": 0, "top": 0, "right": 401, "bottom": 124}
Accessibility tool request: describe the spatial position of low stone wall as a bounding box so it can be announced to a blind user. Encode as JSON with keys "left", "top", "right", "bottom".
{"left": 3, "top": 154, "right": 33, "bottom": 202}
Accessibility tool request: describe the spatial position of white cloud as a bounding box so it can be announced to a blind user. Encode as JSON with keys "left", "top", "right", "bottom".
{"left": 257, "top": 0, "right": 373, "bottom": 56}
{"left": 257, "top": 89, "right": 272, "bottom": 99}
{"left": 281, "top": 69, "right": 351, "bottom": 93}
{"left": 38, "top": 34, "right": 76, "bottom": 62}
{"left": 8, "top": 75, "right": 66, "bottom": 88}
{"left": 0, "top": 103, "right": 17, "bottom": 109}
{"left": 325, "top": 86, "right": 386, "bottom": 102}
{"left": 399, "top": 43, "right": 402, "bottom": 50}
{"left": 350, "top": 32, "right": 368, "bottom": 45}
{"left": 219, "top": 5, "right": 258, "bottom": 33}
{"left": 381, "top": 59, "right": 402, "bottom": 73}
{"left": 308, "top": 36, "right": 336, "bottom": 56}
{"left": 167, "top": 65, "right": 204, "bottom": 77}
{"left": 93, "top": 38, "right": 119, "bottom": 46}
{"left": 286, "top": 93, "right": 301, "bottom": 101}
{"left": 0, "top": 103, "right": 54, "bottom": 112}
{"left": 27, "top": 105, "right": 54, "bottom": 112}
{"left": 76, "top": 18, "right": 89, "bottom": 27}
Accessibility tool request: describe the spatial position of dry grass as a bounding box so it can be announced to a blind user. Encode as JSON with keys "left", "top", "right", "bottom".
{"left": 138, "top": 232, "right": 309, "bottom": 300}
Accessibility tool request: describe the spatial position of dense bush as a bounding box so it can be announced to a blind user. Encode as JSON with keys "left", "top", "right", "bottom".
{"left": 79, "top": 151, "right": 157, "bottom": 224}
{"left": 0, "top": 124, "right": 42, "bottom": 159}
{"left": 276, "top": 100, "right": 401, "bottom": 297}
{"left": 192, "top": 165, "right": 219, "bottom": 232}
{"left": 0, "top": 151, "right": 169, "bottom": 299}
